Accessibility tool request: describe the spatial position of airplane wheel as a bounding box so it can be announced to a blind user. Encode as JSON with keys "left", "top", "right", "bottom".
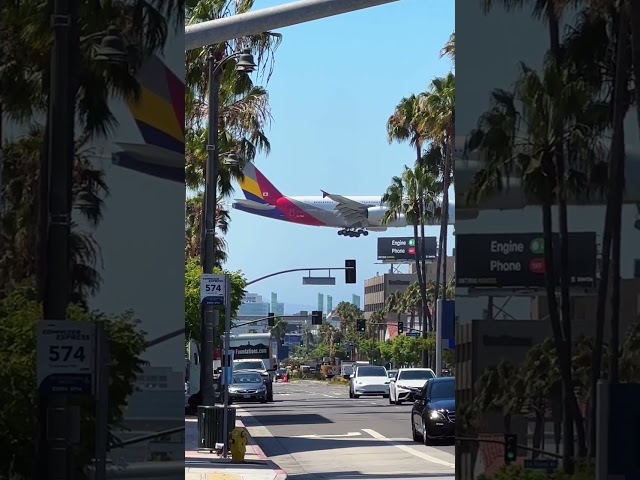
{"left": 338, "top": 230, "right": 344, "bottom": 236}
{"left": 363, "top": 230, "right": 369, "bottom": 236}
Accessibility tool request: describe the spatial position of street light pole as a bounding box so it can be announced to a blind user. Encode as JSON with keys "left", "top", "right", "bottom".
{"left": 199, "top": 49, "right": 256, "bottom": 407}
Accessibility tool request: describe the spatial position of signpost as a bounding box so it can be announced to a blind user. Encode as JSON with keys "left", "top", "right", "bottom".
{"left": 456, "top": 232, "right": 597, "bottom": 288}
{"left": 37, "top": 321, "right": 95, "bottom": 395}
{"left": 406, "top": 332, "right": 420, "bottom": 338}
{"left": 200, "top": 273, "right": 226, "bottom": 306}
{"left": 377, "top": 236, "right": 437, "bottom": 261}
{"left": 524, "top": 459, "right": 558, "bottom": 472}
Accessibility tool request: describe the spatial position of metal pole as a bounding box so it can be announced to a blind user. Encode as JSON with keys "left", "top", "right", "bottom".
{"left": 200, "top": 54, "right": 222, "bottom": 406}
{"left": 595, "top": 381, "right": 609, "bottom": 480}
{"left": 435, "top": 299, "right": 442, "bottom": 377}
{"left": 185, "top": 0, "right": 400, "bottom": 51}
{"left": 41, "top": 0, "right": 76, "bottom": 477}
{"left": 222, "top": 274, "right": 232, "bottom": 458}
{"left": 94, "top": 322, "right": 109, "bottom": 480}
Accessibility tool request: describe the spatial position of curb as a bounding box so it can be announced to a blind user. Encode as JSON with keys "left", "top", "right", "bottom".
{"left": 237, "top": 417, "right": 288, "bottom": 480}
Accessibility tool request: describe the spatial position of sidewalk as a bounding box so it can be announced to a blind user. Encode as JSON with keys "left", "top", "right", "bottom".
{"left": 185, "top": 410, "right": 287, "bottom": 480}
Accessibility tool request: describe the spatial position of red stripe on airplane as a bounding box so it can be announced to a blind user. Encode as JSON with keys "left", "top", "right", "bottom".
{"left": 276, "top": 197, "right": 325, "bottom": 226}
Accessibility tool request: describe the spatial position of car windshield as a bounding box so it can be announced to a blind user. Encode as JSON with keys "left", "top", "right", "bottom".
{"left": 388, "top": 371, "right": 397, "bottom": 378}
{"left": 431, "top": 379, "right": 455, "bottom": 400}
{"left": 233, "top": 373, "right": 262, "bottom": 384}
{"left": 357, "top": 366, "right": 387, "bottom": 377}
{"left": 233, "top": 361, "right": 265, "bottom": 371}
{"left": 399, "top": 370, "right": 435, "bottom": 381}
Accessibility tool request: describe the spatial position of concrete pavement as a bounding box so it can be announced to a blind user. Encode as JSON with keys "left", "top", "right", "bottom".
{"left": 238, "top": 380, "right": 455, "bottom": 480}
{"left": 185, "top": 416, "right": 287, "bottom": 480}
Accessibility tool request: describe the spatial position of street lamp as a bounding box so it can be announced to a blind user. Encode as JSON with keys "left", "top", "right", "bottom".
{"left": 200, "top": 48, "right": 256, "bottom": 407}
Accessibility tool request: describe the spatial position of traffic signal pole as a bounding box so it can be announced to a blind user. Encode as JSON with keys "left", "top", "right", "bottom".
{"left": 247, "top": 265, "right": 354, "bottom": 286}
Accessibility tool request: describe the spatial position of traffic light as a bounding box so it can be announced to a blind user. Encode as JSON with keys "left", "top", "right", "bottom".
{"left": 504, "top": 433, "right": 517, "bottom": 464}
{"left": 311, "top": 310, "right": 322, "bottom": 325}
{"left": 268, "top": 312, "right": 275, "bottom": 327}
{"left": 356, "top": 319, "right": 366, "bottom": 332}
{"left": 397, "top": 321, "right": 404, "bottom": 334}
{"left": 345, "top": 259, "right": 356, "bottom": 284}
{"left": 335, "top": 341, "right": 341, "bottom": 347}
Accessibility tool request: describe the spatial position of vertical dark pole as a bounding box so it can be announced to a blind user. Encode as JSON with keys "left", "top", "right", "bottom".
{"left": 94, "top": 322, "right": 109, "bottom": 480}
{"left": 200, "top": 54, "right": 221, "bottom": 406}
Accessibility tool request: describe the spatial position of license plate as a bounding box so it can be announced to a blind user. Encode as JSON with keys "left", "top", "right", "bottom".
{"left": 243, "top": 394, "right": 250, "bottom": 398}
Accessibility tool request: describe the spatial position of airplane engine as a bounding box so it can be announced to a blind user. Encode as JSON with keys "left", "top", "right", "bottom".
{"left": 367, "top": 206, "right": 404, "bottom": 227}
{"left": 366, "top": 206, "right": 388, "bottom": 226}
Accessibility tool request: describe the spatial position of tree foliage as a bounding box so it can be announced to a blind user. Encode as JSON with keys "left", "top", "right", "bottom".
{"left": 0, "top": 280, "right": 147, "bottom": 479}
{"left": 184, "top": 258, "right": 246, "bottom": 350}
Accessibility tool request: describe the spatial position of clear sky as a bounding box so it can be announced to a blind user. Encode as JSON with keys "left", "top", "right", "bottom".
{"left": 223, "top": 0, "right": 455, "bottom": 312}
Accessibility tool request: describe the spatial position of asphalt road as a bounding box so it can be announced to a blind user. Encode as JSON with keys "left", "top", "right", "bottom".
{"left": 237, "top": 380, "right": 455, "bottom": 480}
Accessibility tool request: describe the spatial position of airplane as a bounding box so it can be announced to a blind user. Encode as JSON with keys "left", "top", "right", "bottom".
{"left": 232, "top": 162, "right": 455, "bottom": 238}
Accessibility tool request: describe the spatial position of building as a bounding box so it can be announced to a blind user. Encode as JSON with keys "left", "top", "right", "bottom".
{"left": 318, "top": 293, "right": 324, "bottom": 312}
{"left": 235, "top": 293, "right": 270, "bottom": 334}
{"left": 324, "top": 310, "right": 342, "bottom": 329}
{"left": 326, "top": 295, "right": 333, "bottom": 313}
{"left": 408, "top": 256, "right": 456, "bottom": 281}
{"left": 270, "top": 292, "right": 285, "bottom": 316}
{"left": 352, "top": 294, "right": 361, "bottom": 309}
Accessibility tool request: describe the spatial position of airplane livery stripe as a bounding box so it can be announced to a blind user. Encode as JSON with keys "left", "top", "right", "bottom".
{"left": 254, "top": 168, "right": 283, "bottom": 204}
{"left": 276, "top": 197, "right": 325, "bottom": 226}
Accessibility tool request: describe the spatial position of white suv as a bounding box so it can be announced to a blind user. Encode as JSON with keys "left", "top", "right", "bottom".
{"left": 349, "top": 365, "right": 390, "bottom": 399}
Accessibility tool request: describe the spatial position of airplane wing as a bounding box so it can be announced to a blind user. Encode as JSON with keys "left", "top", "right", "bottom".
{"left": 321, "top": 190, "right": 368, "bottom": 226}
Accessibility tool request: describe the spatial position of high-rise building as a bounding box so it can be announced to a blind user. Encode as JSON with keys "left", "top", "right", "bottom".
{"left": 326, "top": 295, "right": 333, "bottom": 313}
{"left": 238, "top": 293, "right": 270, "bottom": 317}
{"left": 317, "top": 293, "right": 324, "bottom": 312}
{"left": 270, "top": 292, "right": 285, "bottom": 316}
{"left": 352, "top": 294, "right": 361, "bottom": 309}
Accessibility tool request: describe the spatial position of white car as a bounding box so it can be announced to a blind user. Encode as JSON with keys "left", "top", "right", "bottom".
{"left": 389, "top": 368, "right": 436, "bottom": 405}
{"left": 349, "top": 365, "right": 390, "bottom": 399}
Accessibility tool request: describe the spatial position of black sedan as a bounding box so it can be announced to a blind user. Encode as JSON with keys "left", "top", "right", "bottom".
{"left": 411, "top": 376, "right": 455, "bottom": 445}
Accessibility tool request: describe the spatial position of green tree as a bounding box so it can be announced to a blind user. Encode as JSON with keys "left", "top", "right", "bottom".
{"left": 0, "top": 280, "right": 147, "bottom": 479}
{"left": 184, "top": 258, "right": 246, "bottom": 351}
{"left": 382, "top": 163, "right": 440, "bottom": 363}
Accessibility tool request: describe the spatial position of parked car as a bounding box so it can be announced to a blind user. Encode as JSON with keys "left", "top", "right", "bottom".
{"left": 275, "top": 368, "right": 288, "bottom": 381}
{"left": 389, "top": 368, "right": 435, "bottom": 405}
{"left": 349, "top": 365, "right": 390, "bottom": 399}
{"left": 233, "top": 359, "right": 274, "bottom": 402}
{"left": 411, "top": 376, "right": 455, "bottom": 445}
{"left": 228, "top": 370, "right": 268, "bottom": 403}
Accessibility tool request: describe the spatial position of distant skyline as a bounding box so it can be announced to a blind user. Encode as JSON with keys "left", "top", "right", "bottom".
{"left": 223, "top": 0, "right": 455, "bottom": 309}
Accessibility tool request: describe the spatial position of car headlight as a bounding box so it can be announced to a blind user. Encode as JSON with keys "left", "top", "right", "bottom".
{"left": 397, "top": 384, "right": 410, "bottom": 390}
{"left": 430, "top": 410, "right": 445, "bottom": 420}
{"left": 229, "top": 387, "right": 238, "bottom": 393}
{"left": 257, "top": 385, "right": 266, "bottom": 392}
{"left": 355, "top": 380, "right": 362, "bottom": 385}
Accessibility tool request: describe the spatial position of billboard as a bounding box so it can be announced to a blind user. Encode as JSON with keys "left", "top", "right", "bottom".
{"left": 377, "top": 236, "right": 437, "bottom": 261}
{"left": 456, "top": 232, "right": 597, "bottom": 288}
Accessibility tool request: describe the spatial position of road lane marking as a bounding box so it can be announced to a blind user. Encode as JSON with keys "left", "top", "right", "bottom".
{"left": 362, "top": 429, "right": 455, "bottom": 468}
{"left": 294, "top": 432, "right": 362, "bottom": 438}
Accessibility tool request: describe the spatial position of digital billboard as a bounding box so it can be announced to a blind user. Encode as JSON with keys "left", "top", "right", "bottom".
{"left": 456, "top": 232, "right": 597, "bottom": 288}
{"left": 377, "top": 236, "right": 437, "bottom": 261}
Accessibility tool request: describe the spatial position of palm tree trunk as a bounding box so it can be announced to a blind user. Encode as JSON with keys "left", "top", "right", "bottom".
{"left": 441, "top": 136, "right": 452, "bottom": 300}
{"left": 414, "top": 222, "right": 429, "bottom": 367}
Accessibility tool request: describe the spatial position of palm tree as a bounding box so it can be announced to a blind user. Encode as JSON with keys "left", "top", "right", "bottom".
{"left": 185, "top": 0, "right": 281, "bottom": 265}
{"left": 387, "top": 94, "right": 428, "bottom": 165}
{"left": 0, "top": 0, "right": 178, "bottom": 304}
{"left": 382, "top": 164, "right": 440, "bottom": 368}
{"left": 184, "top": 194, "right": 231, "bottom": 265}
{"left": 441, "top": 32, "right": 455, "bottom": 64}
{"left": 465, "top": 57, "right": 607, "bottom": 462}
{"left": 270, "top": 319, "right": 288, "bottom": 345}
{"left": 402, "top": 281, "right": 422, "bottom": 332}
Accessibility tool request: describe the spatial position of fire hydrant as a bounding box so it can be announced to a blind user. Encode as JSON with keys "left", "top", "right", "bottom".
{"left": 229, "top": 427, "right": 249, "bottom": 463}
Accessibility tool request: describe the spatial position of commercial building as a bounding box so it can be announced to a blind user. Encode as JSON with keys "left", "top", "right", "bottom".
{"left": 352, "top": 294, "right": 361, "bottom": 309}
{"left": 235, "top": 293, "right": 270, "bottom": 334}
{"left": 270, "top": 292, "right": 285, "bottom": 316}
{"left": 318, "top": 293, "right": 324, "bottom": 312}
{"left": 327, "top": 295, "right": 333, "bottom": 313}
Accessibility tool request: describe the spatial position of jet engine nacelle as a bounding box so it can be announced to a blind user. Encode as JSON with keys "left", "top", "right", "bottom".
{"left": 367, "top": 206, "right": 392, "bottom": 226}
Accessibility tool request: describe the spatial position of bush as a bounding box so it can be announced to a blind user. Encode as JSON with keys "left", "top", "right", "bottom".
{"left": 478, "top": 460, "right": 595, "bottom": 480}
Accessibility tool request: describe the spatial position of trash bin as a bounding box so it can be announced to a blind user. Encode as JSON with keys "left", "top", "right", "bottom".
{"left": 197, "top": 405, "right": 236, "bottom": 450}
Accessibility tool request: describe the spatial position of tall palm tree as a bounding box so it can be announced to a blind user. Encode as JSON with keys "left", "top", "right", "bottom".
{"left": 184, "top": 194, "right": 230, "bottom": 265}
{"left": 185, "top": 0, "right": 281, "bottom": 265}
{"left": 383, "top": 164, "right": 440, "bottom": 367}
{"left": 387, "top": 94, "right": 428, "bottom": 165}
{"left": 465, "top": 59, "right": 607, "bottom": 462}
{"left": 441, "top": 32, "right": 455, "bottom": 64}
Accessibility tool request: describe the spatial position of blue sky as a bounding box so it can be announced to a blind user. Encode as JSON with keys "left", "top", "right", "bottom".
{"left": 222, "top": 0, "right": 455, "bottom": 312}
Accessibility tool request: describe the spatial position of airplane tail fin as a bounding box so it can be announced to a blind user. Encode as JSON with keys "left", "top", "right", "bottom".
{"left": 238, "top": 162, "right": 283, "bottom": 206}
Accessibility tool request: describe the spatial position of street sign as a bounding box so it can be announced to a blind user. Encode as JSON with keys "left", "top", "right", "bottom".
{"left": 406, "top": 332, "right": 420, "bottom": 338}
{"left": 377, "top": 236, "right": 437, "bottom": 261}
{"left": 524, "top": 459, "right": 558, "bottom": 471}
{"left": 302, "top": 276, "right": 336, "bottom": 285}
{"left": 37, "top": 321, "right": 95, "bottom": 395}
{"left": 200, "top": 273, "right": 225, "bottom": 306}
{"left": 456, "top": 232, "right": 596, "bottom": 288}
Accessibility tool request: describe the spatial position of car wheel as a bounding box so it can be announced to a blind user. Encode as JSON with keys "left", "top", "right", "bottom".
{"left": 422, "top": 419, "right": 430, "bottom": 446}
{"left": 412, "top": 417, "right": 421, "bottom": 442}
{"left": 396, "top": 399, "right": 403, "bottom": 405}
{"left": 349, "top": 388, "right": 353, "bottom": 398}
{"left": 260, "top": 398, "right": 267, "bottom": 404}
{"left": 353, "top": 394, "right": 360, "bottom": 399}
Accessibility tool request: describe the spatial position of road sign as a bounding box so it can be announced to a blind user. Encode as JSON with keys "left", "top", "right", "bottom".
{"left": 200, "top": 273, "right": 225, "bottom": 306}
{"left": 37, "top": 321, "right": 95, "bottom": 395}
{"left": 524, "top": 459, "right": 558, "bottom": 471}
{"left": 406, "top": 332, "right": 420, "bottom": 338}
{"left": 377, "top": 236, "right": 437, "bottom": 261}
{"left": 456, "top": 232, "right": 596, "bottom": 288}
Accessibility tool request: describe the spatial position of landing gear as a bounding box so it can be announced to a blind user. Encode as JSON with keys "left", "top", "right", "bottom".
{"left": 337, "top": 228, "right": 369, "bottom": 238}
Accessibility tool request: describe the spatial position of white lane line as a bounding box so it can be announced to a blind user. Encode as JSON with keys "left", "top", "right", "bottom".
{"left": 362, "top": 429, "right": 455, "bottom": 468}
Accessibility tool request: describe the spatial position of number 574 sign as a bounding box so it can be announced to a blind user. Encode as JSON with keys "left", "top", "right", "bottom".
{"left": 200, "top": 273, "right": 226, "bottom": 306}
{"left": 37, "top": 321, "right": 95, "bottom": 395}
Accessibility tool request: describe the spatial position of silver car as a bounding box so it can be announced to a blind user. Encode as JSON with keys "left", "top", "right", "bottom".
{"left": 229, "top": 371, "right": 268, "bottom": 403}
